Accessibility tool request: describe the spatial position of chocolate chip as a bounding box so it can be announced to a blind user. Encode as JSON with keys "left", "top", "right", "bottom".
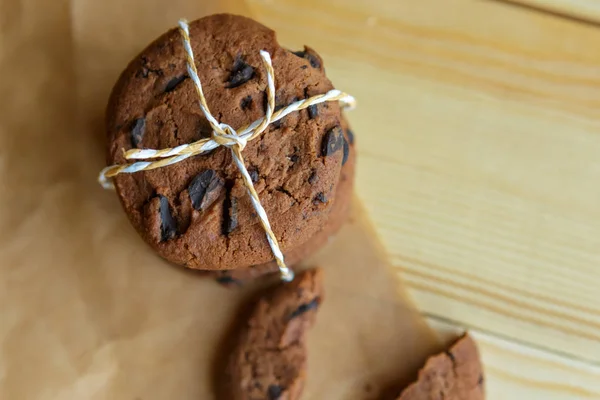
{"left": 346, "top": 128, "right": 355, "bottom": 145}
{"left": 307, "top": 54, "right": 321, "bottom": 69}
{"left": 321, "top": 126, "right": 344, "bottom": 157}
{"left": 138, "top": 56, "right": 162, "bottom": 78}
{"left": 300, "top": 65, "right": 308, "bottom": 70}
{"left": 270, "top": 94, "right": 297, "bottom": 129}
{"left": 226, "top": 56, "right": 254, "bottom": 88}
{"left": 216, "top": 275, "right": 242, "bottom": 286}
{"left": 140, "top": 56, "right": 149, "bottom": 67}
{"left": 313, "top": 192, "right": 326, "bottom": 204}
{"left": 477, "top": 374, "right": 484, "bottom": 386}
{"left": 196, "top": 121, "right": 212, "bottom": 140}
{"left": 342, "top": 136, "right": 349, "bottom": 165}
{"left": 222, "top": 188, "right": 238, "bottom": 235}
{"left": 164, "top": 75, "right": 187, "bottom": 92}
{"left": 267, "top": 385, "right": 283, "bottom": 400}
{"left": 240, "top": 95, "right": 253, "bottom": 110}
{"left": 308, "top": 170, "right": 318, "bottom": 184}
{"left": 303, "top": 88, "right": 318, "bottom": 119}
{"left": 263, "top": 92, "right": 271, "bottom": 112}
{"left": 130, "top": 118, "right": 146, "bottom": 148}
{"left": 228, "top": 198, "right": 238, "bottom": 233}
{"left": 289, "top": 298, "right": 320, "bottom": 319}
{"left": 272, "top": 104, "right": 284, "bottom": 129}
{"left": 136, "top": 67, "right": 150, "bottom": 78}
{"left": 188, "top": 170, "right": 222, "bottom": 211}
{"left": 445, "top": 350, "right": 456, "bottom": 366}
{"left": 289, "top": 154, "right": 299, "bottom": 163}
{"left": 292, "top": 50, "right": 321, "bottom": 69}
{"left": 158, "top": 195, "right": 177, "bottom": 241}
{"left": 248, "top": 168, "right": 259, "bottom": 183}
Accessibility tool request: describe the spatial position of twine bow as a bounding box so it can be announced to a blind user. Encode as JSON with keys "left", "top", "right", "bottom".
{"left": 99, "top": 19, "right": 356, "bottom": 282}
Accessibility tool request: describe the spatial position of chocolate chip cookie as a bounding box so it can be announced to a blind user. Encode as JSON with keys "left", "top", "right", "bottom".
{"left": 106, "top": 14, "right": 347, "bottom": 270}
{"left": 212, "top": 119, "right": 356, "bottom": 285}
{"left": 222, "top": 268, "right": 324, "bottom": 399}
{"left": 396, "top": 334, "right": 485, "bottom": 400}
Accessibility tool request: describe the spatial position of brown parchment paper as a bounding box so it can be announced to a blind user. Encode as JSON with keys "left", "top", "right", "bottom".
{"left": 0, "top": 0, "right": 441, "bottom": 398}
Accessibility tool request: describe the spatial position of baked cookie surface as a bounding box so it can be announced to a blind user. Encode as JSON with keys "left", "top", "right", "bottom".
{"left": 222, "top": 268, "right": 324, "bottom": 400}
{"left": 211, "top": 120, "right": 356, "bottom": 285}
{"left": 397, "top": 334, "right": 485, "bottom": 400}
{"left": 106, "top": 14, "right": 347, "bottom": 270}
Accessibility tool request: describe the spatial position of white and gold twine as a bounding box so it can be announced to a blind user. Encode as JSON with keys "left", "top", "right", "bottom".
{"left": 99, "top": 19, "right": 356, "bottom": 282}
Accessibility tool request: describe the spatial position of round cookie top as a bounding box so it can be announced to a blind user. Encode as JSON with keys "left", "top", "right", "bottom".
{"left": 106, "top": 14, "right": 346, "bottom": 270}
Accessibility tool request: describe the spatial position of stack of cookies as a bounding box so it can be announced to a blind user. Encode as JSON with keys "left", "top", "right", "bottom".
{"left": 105, "top": 14, "right": 356, "bottom": 284}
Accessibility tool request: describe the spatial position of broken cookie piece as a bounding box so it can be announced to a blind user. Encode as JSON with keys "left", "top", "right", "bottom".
{"left": 395, "top": 334, "right": 485, "bottom": 400}
{"left": 222, "top": 268, "right": 324, "bottom": 400}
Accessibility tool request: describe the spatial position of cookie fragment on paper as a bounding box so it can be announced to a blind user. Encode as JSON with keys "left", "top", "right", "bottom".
{"left": 222, "top": 268, "right": 324, "bottom": 400}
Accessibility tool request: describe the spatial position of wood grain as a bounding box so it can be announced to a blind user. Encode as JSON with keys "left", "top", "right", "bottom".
{"left": 248, "top": 0, "right": 600, "bottom": 368}
{"left": 507, "top": 0, "right": 600, "bottom": 24}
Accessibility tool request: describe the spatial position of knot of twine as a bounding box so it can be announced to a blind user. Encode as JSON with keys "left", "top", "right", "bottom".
{"left": 211, "top": 123, "right": 248, "bottom": 150}
{"left": 99, "top": 19, "right": 356, "bottom": 282}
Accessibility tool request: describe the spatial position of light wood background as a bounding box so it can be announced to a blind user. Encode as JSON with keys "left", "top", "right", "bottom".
{"left": 510, "top": 0, "right": 600, "bottom": 23}
{"left": 247, "top": 0, "right": 600, "bottom": 398}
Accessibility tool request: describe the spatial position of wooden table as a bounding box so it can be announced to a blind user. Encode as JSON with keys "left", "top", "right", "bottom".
{"left": 248, "top": 0, "right": 600, "bottom": 398}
